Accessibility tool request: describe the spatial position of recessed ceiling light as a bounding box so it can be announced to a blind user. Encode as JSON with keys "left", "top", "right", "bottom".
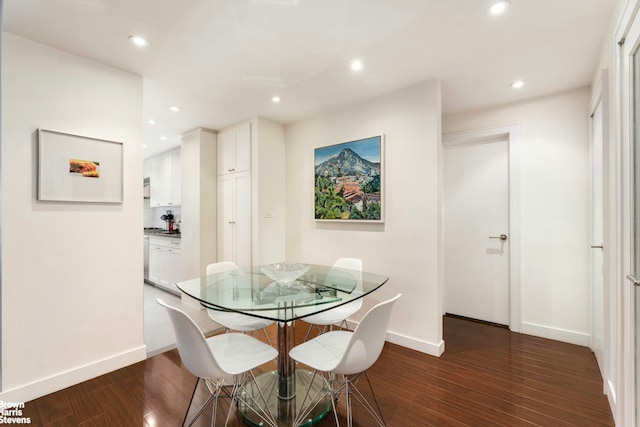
{"left": 272, "top": 96, "right": 281, "bottom": 103}
{"left": 147, "top": 119, "right": 156, "bottom": 125}
{"left": 350, "top": 59, "right": 364, "bottom": 72}
{"left": 488, "top": 0, "right": 510, "bottom": 16}
{"left": 168, "top": 106, "right": 181, "bottom": 112}
{"left": 128, "top": 35, "right": 149, "bottom": 47}
{"left": 160, "top": 136, "right": 167, "bottom": 140}
{"left": 143, "top": 144, "right": 148, "bottom": 148}
{"left": 510, "top": 80, "right": 526, "bottom": 89}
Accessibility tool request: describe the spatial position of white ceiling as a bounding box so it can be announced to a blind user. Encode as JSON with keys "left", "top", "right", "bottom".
{"left": 2, "top": 0, "right": 615, "bottom": 158}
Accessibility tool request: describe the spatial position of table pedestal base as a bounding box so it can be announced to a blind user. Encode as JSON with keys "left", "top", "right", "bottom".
{"left": 239, "top": 370, "right": 332, "bottom": 427}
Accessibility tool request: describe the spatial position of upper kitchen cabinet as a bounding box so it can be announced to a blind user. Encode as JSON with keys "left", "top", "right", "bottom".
{"left": 143, "top": 159, "right": 151, "bottom": 179}
{"left": 150, "top": 148, "right": 181, "bottom": 207}
{"left": 217, "top": 121, "right": 251, "bottom": 175}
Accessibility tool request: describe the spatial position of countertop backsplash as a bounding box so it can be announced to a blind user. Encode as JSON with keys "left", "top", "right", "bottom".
{"left": 143, "top": 199, "right": 181, "bottom": 231}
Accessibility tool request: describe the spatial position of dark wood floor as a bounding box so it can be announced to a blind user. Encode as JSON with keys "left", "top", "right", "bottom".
{"left": 24, "top": 316, "right": 614, "bottom": 426}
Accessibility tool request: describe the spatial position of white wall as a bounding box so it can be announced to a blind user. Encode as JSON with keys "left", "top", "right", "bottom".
{"left": 285, "top": 80, "right": 444, "bottom": 355}
{"left": 443, "top": 88, "right": 591, "bottom": 345}
{"left": 181, "top": 128, "right": 217, "bottom": 279}
{"left": 0, "top": 33, "right": 145, "bottom": 401}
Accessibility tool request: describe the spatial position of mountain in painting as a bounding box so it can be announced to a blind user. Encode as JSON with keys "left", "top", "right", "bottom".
{"left": 315, "top": 148, "right": 380, "bottom": 177}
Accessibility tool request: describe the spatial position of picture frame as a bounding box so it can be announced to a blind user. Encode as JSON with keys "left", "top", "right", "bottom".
{"left": 314, "top": 134, "right": 384, "bottom": 222}
{"left": 38, "top": 129, "right": 123, "bottom": 203}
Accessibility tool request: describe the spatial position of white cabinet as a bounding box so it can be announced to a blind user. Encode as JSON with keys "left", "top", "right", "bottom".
{"left": 217, "top": 122, "right": 251, "bottom": 175}
{"left": 150, "top": 149, "right": 181, "bottom": 207}
{"left": 215, "top": 117, "right": 285, "bottom": 267}
{"left": 148, "top": 236, "right": 182, "bottom": 293}
{"left": 218, "top": 171, "right": 252, "bottom": 268}
{"left": 143, "top": 159, "right": 151, "bottom": 179}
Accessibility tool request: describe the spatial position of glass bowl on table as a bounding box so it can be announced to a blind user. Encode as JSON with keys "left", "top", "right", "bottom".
{"left": 260, "top": 262, "right": 309, "bottom": 284}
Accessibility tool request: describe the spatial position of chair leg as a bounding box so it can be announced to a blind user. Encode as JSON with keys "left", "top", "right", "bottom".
{"left": 233, "top": 371, "right": 277, "bottom": 427}
{"left": 182, "top": 378, "right": 200, "bottom": 427}
{"left": 345, "top": 376, "right": 353, "bottom": 427}
{"left": 184, "top": 378, "right": 220, "bottom": 427}
{"left": 303, "top": 323, "right": 328, "bottom": 342}
{"left": 291, "top": 369, "right": 339, "bottom": 427}
{"left": 261, "top": 327, "right": 273, "bottom": 346}
{"left": 303, "top": 323, "right": 314, "bottom": 342}
{"left": 346, "top": 372, "right": 385, "bottom": 426}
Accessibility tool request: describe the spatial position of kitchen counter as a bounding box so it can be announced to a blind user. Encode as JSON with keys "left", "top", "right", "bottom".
{"left": 144, "top": 229, "right": 181, "bottom": 239}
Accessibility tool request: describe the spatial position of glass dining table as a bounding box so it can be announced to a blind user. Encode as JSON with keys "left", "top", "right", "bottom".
{"left": 176, "top": 263, "right": 389, "bottom": 427}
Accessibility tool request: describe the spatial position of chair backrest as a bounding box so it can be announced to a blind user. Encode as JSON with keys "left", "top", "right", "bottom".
{"left": 333, "top": 293, "right": 401, "bottom": 376}
{"left": 329, "top": 257, "right": 363, "bottom": 309}
{"left": 157, "top": 298, "right": 228, "bottom": 380}
{"left": 333, "top": 257, "right": 362, "bottom": 272}
{"left": 206, "top": 261, "right": 239, "bottom": 276}
{"left": 326, "top": 258, "right": 363, "bottom": 293}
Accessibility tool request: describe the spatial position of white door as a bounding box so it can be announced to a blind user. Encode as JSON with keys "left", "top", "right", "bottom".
{"left": 444, "top": 138, "right": 510, "bottom": 326}
{"left": 590, "top": 98, "right": 605, "bottom": 371}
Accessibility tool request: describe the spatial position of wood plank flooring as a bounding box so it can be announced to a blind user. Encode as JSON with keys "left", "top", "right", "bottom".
{"left": 23, "top": 316, "right": 614, "bottom": 426}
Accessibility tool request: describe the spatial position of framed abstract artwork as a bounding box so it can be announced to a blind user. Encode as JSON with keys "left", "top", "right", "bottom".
{"left": 38, "top": 129, "right": 123, "bottom": 203}
{"left": 314, "top": 135, "right": 384, "bottom": 222}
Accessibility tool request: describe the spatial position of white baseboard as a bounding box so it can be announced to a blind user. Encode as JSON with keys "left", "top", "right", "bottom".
{"left": 0, "top": 345, "right": 147, "bottom": 403}
{"left": 607, "top": 379, "right": 617, "bottom": 404}
{"left": 345, "top": 320, "right": 444, "bottom": 357}
{"left": 387, "top": 331, "right": 445, "bottom": 356}
{"left": 521, "top": 321, "right": 590, "bottom": 347}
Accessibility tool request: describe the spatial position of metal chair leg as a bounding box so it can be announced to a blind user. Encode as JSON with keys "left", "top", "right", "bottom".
{"left": 345, "top": 372, "right": 385, "bottom": 426}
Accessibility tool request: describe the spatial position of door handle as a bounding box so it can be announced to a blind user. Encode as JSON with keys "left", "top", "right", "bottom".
{"left": 489, "top": 234, "right": 508, "bottom": 241}
{"left": 590, "top": 244, "right": 603, "bottom": 250}
{"left": 627, "top": 274, "right": 640, "bottom": 287}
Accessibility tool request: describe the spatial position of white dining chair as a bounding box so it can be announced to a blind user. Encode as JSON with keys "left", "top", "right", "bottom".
{"left": 205, "top": 261, "right": 274, "bottom": 345}
{"left": 302, "top": 258, "right": 363, "bottom": 341}
{"left": 289, "top": 293, "right": 401, "bottom": 427}
{"left": 157, "top": 299, "right": 278, "bottom": 426}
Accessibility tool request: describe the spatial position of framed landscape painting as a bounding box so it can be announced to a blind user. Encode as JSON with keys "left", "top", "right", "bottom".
{"left": 314, "top": 135, "right": 384, "bottom": 222}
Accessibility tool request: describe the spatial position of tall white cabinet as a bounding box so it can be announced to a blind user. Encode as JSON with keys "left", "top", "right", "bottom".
{"left": 216, "top": 118, "right": 285, "bottom": 268}
{"left": 217, "top": 123, "right": 252, "bottom": 268}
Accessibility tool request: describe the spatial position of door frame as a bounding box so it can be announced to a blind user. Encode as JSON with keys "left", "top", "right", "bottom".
{"left": 442, "top": 124, "right": 521, "bottom": 332}
{"left": 589, "top": 69, "right": 617, "bottom": 408}
{"left": 617, "top": 1, "right": 640, "bottom": 425}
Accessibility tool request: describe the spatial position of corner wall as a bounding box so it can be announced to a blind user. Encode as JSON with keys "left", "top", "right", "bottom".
{"left": 1, "top": 33, "right": 145, "bottom": 401}
{"left": 284, "top": 80, "right": 444, "bottom": 355}
{"left": 443, "top": 88, "right": 592, "bottom": 345}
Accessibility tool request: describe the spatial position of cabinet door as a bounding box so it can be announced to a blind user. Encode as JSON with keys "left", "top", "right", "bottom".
{"left": 149, "top": 150, "right": 181, "bottom": 207}
{"left": 233, "top": 123, "right": 251, "bottom": 173}
{"left": 149, "top": 157, "right": 164, "bottom": 207}
{"left": 234, "top": 171, "right": 252, "bottom": 268}
{"left": 168, "top": 249, "right": 182, "bottom": 289}
{"left": 171, "top": 149, "right": 181, "bottom": 205}
{"left": 217, "top": 123, "right": 251, "bottom": 175}
{"left": 217, "top": 129, "right": 235, "bottom": 175}
{"left": 143, "top": 159, "right": 151, "bottom": 179}
{"left": 218, "top": 175, "right": 235, "bottom": 262}
{"left": 160, "top": 154, "right": 173, "bottom": 205}
{"left": 217, "top": 172, "right": 251, "bottom": 267}
{"left": 148, "top": 244, "right": 163, "bottom": 284}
